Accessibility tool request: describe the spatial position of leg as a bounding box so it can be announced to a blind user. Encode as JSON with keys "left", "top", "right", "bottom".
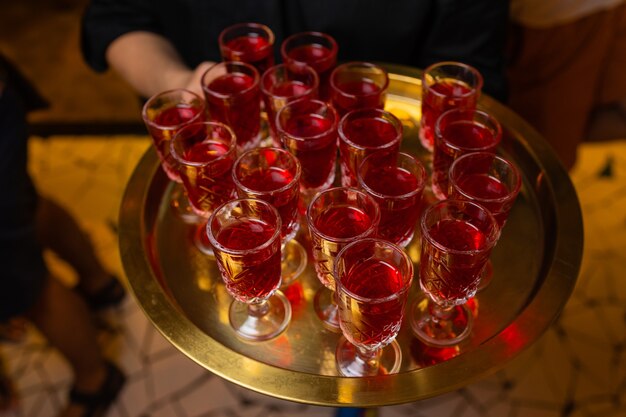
{"left": 35, "top": 196, "right": 125, "bottom": 309}
{"left": 26, "top": 276, "right": 123, "bottom": 417}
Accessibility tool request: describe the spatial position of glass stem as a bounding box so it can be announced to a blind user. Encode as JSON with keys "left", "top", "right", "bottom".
{"left": 248, "top": 300, "right": 270, "bottom": 318}
{"left": 355, "top": 346, "right": 382, "bottom": 375}
{"left": 430, "top": 302, "right": 455, "bottom": 322}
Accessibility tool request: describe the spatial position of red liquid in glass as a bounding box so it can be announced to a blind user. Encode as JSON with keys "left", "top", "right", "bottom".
{"left": 332, "top": 79, "right": 384, "bottom": 116}
{"left": 286, "top": 44, "right": 336, "bottom": 100}
{"left": 215, "top": 218, "right": 281, "bottom": 301}
{"left": 420, "top": 78, "right": 476, "bottom": 150}
{"left": 238, "top": 166, "right": 299, "bottom": 238}
{"left": 363, "top": 166, "right": 420, "bottom": 245}
{"left": 339, "top": 259, "right": 406, "bottom": 348}
{"left": 314, "top": 205, "right": 373, "bottom": 239}
{"left": 456, "top": 174, "right": 510, "bottom": 227}
{"left": 222, "top": 35, "right": 274, "bottom": 74}
{"left": 282, "top": 114, "right": 336, "bottom": 189}
{"left": 433, "top": 121, "right": 498, "bottom": 199}
{"left": 149, "top": 104, "right": 204, "bottom": 179}
{"left": 206, "top": 72, "right": 260, "bottom": 149}
{"left": 339, "top": 116, "right": 400, "bottom": 186}
{"left": 265, "top": 80, "right": 314, "bottom": 141}
{"left": 421, "top": 219, "right": 489, "bottom": 303}
{"left": 181, "top": 140, "right": 235, "bottom": 215}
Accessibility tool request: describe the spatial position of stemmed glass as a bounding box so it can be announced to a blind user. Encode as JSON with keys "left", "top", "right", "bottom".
{"left": 260, "top": 63, "right": 319, "bottom": 147}
{"left": 306, "top": 187, "right": 380, "bottom": 331}
{"left": 410, "top": 199, "right": 500, "bottom": 347}
{"left": 218, "top": 22, "right": 275, "bottom": 75}
{"left": 357, "top": 151, "right": 427, "bottom": 247}
{"left": 206, "top": 198, "right": 291, "bottom": 341}
{"left": 232, "top": 147, "right": 307, "bottom": 287}
{"left": 448, "top": 151, "right": 522, "bottom": 290}
{"left": 280, "top": 31, "right": 338, "bottom": 101}
{"left": 201, "top": 61, "right": 262, "bottom": 152}
{"left": 330, "top": 61, "right": 389, "bottom": 117}
{"left": 335, "top": 238, "right": 413, "bottom": 376}
{"left": 338, "top": 108, "right": 403, "bottom": 187}
{"left": 142, "top": 88, "right": 207, "bottom": 222}
{"left": 431, "top": 108, "right": 502, "bottom": 200}
{"left": 275, "top": 99, "right": 339, "bottom": 204}
{"left": 169, "top": 121, "right": 238, "bottom": 254}
{"left": 419, "top": 61, "right": 483, "bottom": 152}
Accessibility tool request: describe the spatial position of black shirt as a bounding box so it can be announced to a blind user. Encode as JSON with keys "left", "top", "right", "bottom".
{"left": 81, "top": 0, "right": 509, "bottom": 101}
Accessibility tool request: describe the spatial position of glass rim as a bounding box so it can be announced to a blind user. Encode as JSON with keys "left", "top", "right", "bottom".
{"left": 280, "top": 31, "right": 339, "bottom": 64}
{"left": 169, "top": 121, "right": 237, "bottom": 167}
{"left": 329, "top": 61, "right": 390, "bottom": 96}
{"left": 218, "top": 21, "right": 275, "bottom": 51}
{"left": 306, "top": 186, "right": 381, "bottom": 243}
{"left": 421, "top": 60, "right": 484, "bottom": 98}
{"left": 141, "top": 88, "right": 206, "bottom": 130}
{"left": 232, "top": 147, "right": 302, "bottom": 196}
{"left": 420, "top": 199, "right": 500, "bottom": 255}
{"left": 260, "top": 63, "right": 319, "bottom": 99}
{"left": 449, "top": 152, "right": 522, "bottom": 204}
{"left": 275, "top": 98, "right": 338, "bottom": 142}
{"left": 434, "top": 108, "right": 502, "bottom": 152}
{"left": 357, "top": 152, "right": 427, "bottom": 200}
{"left": 206, "top": 198, "right": 282, "bottom": 255}
{"left": 338, "top": 108, "right": 403, "bottom": 150}
{"left": 334, "top": 237, "right": 413, "bottom": 304}
{"left": 201, "top": 61, "right": 261, "bottom": 99}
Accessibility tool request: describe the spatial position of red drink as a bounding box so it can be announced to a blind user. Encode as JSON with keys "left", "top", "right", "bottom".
{"left": 142, "top": 89, "right": 206, "bottom": 182}
{"left": 420, "top": 78, "right": 476, "bottom": 151}
{"left": 314, "top": 205, "right": 374, "bottom": 238}
{"left": 330, "top": 62, "right": 388, "bottom": 117}
{"left": 449, "top": 152, "right": 522, "bottom": 230}
{"left": 261, "top": 64, "right": 318, "bottom": 146}
{"left": 361, "top": 164, "right": 421, "bottom": 245}
{"left": 339, "top": 258, "right": 407, "bottom": 348}
{"left": 419, "top": 62, "right": 483, "bottom": 152}
{"left": 180, "top": 140, "right": 236, "bottom": 215}
{"left": 331, "top": 79, "right": 385, "bottom": 116}
{"left": 284, "top": 42, "right": 337, "bottom": 101}
{"left": 219, "top": 23, "right": 275, "bottom": 74}
{"left": 237, "top": 166, "right": 299, "bottom": 238}
{"left": 277, "top": 100, "right": 338, "bottom": 191}
{"left": 338, "top": 108, "right": 402, "bottom": 187}
{"left": 421, "top": 218, "right": 490, "bottom": 304}
{"left": 214, "top": 218, "right": 282, "bottom": 302}
{"left": 202, "top": 62, "right": 261, "bottom": 151}
{"left": 431, "top": 109, "right": 501, "bottom": 200}
{"left": 457, "top": 174, "right": 509, "bottom": 225}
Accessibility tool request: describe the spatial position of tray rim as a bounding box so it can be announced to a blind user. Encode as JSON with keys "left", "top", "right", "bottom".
{"left": 118, "top": 63, "right": 583, "bottom": 407}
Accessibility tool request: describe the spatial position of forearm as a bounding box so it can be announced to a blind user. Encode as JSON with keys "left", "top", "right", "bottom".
{"left": 105, "top": 31, "right": 193, "bottom": 98}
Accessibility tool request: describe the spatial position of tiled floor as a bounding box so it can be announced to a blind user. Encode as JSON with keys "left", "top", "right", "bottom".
{"left": 1, "top": 134, "right": 625, "bottom": 417}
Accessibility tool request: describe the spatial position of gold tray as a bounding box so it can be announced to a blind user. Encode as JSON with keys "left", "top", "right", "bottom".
{"left": 119, "top": 63, "right": 583, "bottom": 407}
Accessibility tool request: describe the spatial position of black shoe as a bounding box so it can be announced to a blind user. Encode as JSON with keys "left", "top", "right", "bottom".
{"left": 68, "top": 360, "right": 126, "bottom": 417}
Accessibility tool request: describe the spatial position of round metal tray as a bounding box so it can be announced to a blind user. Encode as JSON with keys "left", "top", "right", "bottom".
{"left": 119, "top": 63, "right": 583, "bottom": 407}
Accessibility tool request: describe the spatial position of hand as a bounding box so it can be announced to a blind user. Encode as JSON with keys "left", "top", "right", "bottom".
{"left": 183, "top": 61, "right": 215, "bottom": 97}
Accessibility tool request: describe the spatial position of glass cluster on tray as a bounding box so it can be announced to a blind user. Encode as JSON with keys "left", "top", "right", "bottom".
{"left": 139, "top": 22, "right": 522, "bottom": 377}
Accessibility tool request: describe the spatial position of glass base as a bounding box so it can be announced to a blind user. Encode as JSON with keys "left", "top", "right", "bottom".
{"left": 335, "top": 337, "right": 402, "bottom": 377}
{"left": 229, "top": 291, "right": 292, "bottom": 342}
{"left": 169, "top": 183, "right": 203, "bottom": 224}
{"left": 281, "top": 239, "right": 307, "bottom": 288}
{"left": 410, "top": 294, "right": 473, "bottom": 347}
{"left": 313, "top": 287, "right": 340, "bottom": 332}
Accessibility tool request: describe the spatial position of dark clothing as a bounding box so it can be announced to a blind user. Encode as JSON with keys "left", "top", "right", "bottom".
{"left": 0, "top": 57, "right": 48, "bottom": 321}
{"left": 81, "top": 0, "right": 509, "bottom": 101}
